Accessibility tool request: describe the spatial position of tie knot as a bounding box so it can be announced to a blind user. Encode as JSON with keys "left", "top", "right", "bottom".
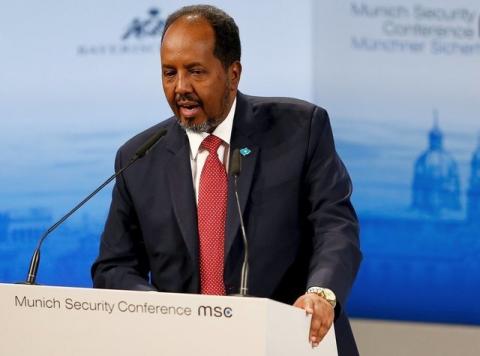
{"left": 201, "top": 135, "right": 223, "bottom": 154}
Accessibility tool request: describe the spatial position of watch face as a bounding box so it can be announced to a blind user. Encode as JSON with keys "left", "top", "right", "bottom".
{"left": 323, "top": 289, "right": 336, "bottom": 301}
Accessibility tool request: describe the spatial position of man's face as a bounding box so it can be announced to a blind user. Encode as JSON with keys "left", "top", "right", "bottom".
{"left": 161, "top": 16, "right": 241, "bottom": 132}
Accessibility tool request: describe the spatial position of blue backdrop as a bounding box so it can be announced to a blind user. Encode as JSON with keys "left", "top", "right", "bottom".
{"left": 1, "top": 0, "right": 479, "bottom": 325}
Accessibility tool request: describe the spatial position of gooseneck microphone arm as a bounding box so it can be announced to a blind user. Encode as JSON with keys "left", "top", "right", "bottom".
{"left": 24, "top": 128, "right": 168, "bottom": 285}
{"left": 229, "top": 149, "right": 249, "bottom": 296}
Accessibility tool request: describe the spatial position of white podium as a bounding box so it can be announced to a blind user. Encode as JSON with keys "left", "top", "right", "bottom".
{"left": 0, "top": 283, "right": 337, "bottom": 356}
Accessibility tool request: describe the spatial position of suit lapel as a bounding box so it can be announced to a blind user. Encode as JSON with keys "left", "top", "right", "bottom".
{"left": 225, "top": 93, "right": 260, "bottom": 261}
{"left": 165, "top": 124, "right": 199, "bottom": 266}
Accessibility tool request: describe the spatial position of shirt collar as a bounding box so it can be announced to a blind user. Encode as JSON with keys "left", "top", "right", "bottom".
{"left": 186, "top": 97, "right": 237, "bottom": 160}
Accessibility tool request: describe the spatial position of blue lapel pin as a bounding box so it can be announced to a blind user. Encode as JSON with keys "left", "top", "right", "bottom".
{"left": 239, "top": 147, "right": 252, "bottom": 156}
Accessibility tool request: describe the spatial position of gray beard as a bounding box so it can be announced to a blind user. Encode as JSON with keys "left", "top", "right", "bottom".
{"left": 176, "top": 86, "right": 231, "bottom": 134}
{"left": 178, "top": 117, "right": 218, "bottom": 133}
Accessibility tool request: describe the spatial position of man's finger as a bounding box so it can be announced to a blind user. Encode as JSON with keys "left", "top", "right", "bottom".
{"left": 309, "top": 304, "right": 322, "bottom": 330}
{"left": 303, "top": 296, "right": 314, "bottom": 315}
{"left": 310, "top": 298, "right": 334, "bottom": 346}
{"left": 309, "top": 298, "right": 324, "bottom": 344}
{"left": 317, "top": 320, "right": 331, "bottom": 342}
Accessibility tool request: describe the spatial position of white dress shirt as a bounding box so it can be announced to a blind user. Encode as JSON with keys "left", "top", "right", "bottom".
{"left": 186, "top": 98, "right": 237, "bottom": 204}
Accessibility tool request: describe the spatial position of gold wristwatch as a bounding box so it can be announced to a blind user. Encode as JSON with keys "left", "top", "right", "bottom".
{"left": 307, "top": 287, "right": 337, "bottom": 309}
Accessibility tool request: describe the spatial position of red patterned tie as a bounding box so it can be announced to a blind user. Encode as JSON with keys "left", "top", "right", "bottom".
{"left": 198, "top": 135, "right": 227, "bottom": 295}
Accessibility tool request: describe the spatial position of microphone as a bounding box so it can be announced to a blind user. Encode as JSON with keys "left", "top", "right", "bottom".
{"left": 134, "top": 128, "right": 167, "bottom": 158}
{"left": 23, "top": 128, "right": 168, "bottom": 285}
{"left": 229, "top": 148, "right": 242, "bottom": 177}
{"left": 229, "top": 148, "right": 249, "bottom": 296}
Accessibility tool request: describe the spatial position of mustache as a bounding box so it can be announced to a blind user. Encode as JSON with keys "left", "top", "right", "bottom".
{"left": 175, "top": 93, "right": 202, "bottom": 104}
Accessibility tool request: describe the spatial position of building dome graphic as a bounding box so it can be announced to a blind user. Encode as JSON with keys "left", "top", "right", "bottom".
{"left": 467, "top": 133, "right": 480, "bottom": 221}
{"left": 412, "top": 112, "right": 461, "bottom": 214}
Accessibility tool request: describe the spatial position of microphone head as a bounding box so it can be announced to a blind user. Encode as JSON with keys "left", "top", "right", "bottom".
{"left": 134, "top": 128, "right": 168, "bottom": 158}
{"left": 229, "top": 148, "right": 242, "bottom": 177}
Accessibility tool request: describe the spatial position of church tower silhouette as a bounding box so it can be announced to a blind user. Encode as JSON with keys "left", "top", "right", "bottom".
{"left": 467, "top": 133, "right": 480, "bottom": 222}
{"left": 412, "top": 111, "right": 461, "bottom": 215}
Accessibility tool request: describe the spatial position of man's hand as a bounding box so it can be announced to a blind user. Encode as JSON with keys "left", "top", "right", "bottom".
{"left": 293, "top": 293, "right": 334, "bottom": 347}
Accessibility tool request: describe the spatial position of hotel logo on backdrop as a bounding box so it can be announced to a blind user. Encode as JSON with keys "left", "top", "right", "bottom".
{"left": 77, "top": 8, "right": 165, "bottom": 56}
{"left": 349, "top": 2, "right": 480, "bottom": 55}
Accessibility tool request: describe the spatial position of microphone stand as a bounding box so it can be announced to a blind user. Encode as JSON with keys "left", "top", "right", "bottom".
{"left": 229, "top": 149, "right": 249, "bottom": 297}
{"left": 21, "top": 128, "right": 167, "bottom": 285}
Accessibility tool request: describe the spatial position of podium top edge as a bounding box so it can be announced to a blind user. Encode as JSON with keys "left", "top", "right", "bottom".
{"left": 0, "top": 282, "right": 295, "bottom": 309}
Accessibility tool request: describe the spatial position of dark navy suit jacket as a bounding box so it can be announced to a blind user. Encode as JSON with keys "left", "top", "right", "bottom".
{"left": 92, "top": 92, "right": 362, "bottom": 355}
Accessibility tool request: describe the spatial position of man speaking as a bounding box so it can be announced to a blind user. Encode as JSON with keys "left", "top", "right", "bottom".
{"left": 92, "top": 5, "right": 361, "bottom": 355}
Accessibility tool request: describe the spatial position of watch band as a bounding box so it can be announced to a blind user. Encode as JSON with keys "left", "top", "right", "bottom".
{"left": 306, "top": 286, "right": 337, "bottom": 309}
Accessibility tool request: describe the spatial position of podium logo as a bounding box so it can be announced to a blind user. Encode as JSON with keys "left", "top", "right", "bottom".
{"left": 197, "top": 305, "right": 233, "bottom": 318}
